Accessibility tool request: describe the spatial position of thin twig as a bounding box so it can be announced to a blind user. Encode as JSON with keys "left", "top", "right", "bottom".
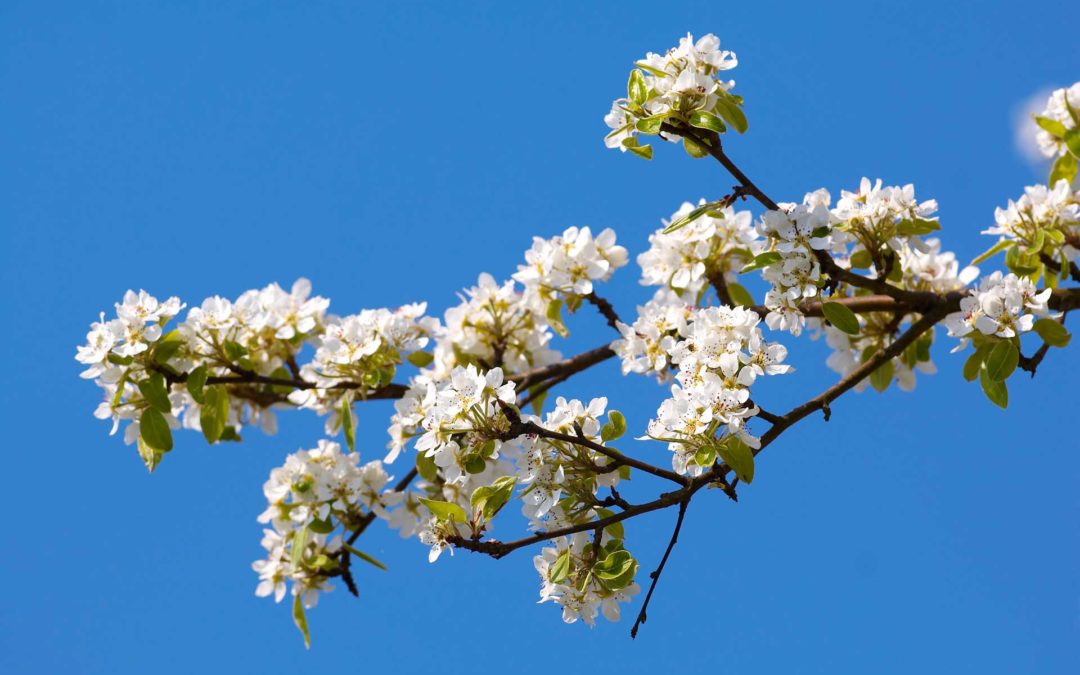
{"left": 630, "top": 497, "right": 690, "bottom": 638}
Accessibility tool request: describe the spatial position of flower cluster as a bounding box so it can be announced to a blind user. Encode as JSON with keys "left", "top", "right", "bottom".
{"left": 984, "top": 180, "right": 1080, "bottom": 277}
{"left": 513, "top": 226, "right": 628, "bottom": 311}
{"left": 76, "top": 290, "right": 185, "bottom": 446}
{"left": 253, "top": 440, "right": 393, "bottom": 609}
{"left": 414, "top": 365, "right": 517, "bottom": 484}
{"left": 1034, "top": 82, "right": 1080, "bottom": 161}
{"left": 832, "top": 178, "right": 940, "bottom": 262}
{"left": 437, "top": 273, "right": 560, "bottom": 376}
{"left": 647, "top": 305, "right": 791, "bottom": 475}
{"left": 515, "top": 397, "right": 620, "bottom": 524}
{"left": 638, "top": 200, "right": 758, "bottom": 302}
{"left": 945, "top": 271, "right": 1053, "bottom": 341}
{"left": 180, "top": 279, "right": 329, "bottom": 373}
{"left": 611, "top": 289, "right": 692, "bottom": 380}
{"left": 818, "top": 316, "right": 937, "bottom": 393}
{"left": 897, "top": 238, "right": 979, "bottom": 293}
{"left": 605, "top": 33, "right": 744, "bottom": 159}
{"left": 755, "top": 189, "right": 836, "bottom": 335}
{"left": 534, "top": 531, "right": 640, "bottom": 626}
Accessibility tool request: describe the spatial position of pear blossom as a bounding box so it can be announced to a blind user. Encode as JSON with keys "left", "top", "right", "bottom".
{"left": 513, "top": 226, "right": 628, "bottom": 310}
{"left": 945, "top": 271, "right": 1053, "bottom": 340}
{"left": 611, "top": 289, "right": 692, "bottom": 379}
{"left": 1034, "top": 82, "right": 1080, "bottom": 159}
{"left": 985, "top": 180, "right": 1080, "bottom": 264}
{"left": 534, "top": 531, "right": 640, "bottom": 625}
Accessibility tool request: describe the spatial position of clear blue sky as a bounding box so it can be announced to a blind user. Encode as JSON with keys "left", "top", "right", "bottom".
{"left": 2, "top": 2, "right": 1078, "bottom": 673}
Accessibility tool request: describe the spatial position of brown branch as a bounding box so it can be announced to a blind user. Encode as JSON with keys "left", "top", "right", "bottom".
{"left": 512, "top": 344, "right": 616, "bottom": 390}
{"left": 630, "top": 496, "right": 690, "bottom": 638}
{"left": 583, "top": 292, "right": 622, "bottom": 331}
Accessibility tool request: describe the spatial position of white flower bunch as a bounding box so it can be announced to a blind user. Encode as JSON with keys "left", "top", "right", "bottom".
{"left": 437, "top": 273, "right": 560, "bottom": 376}
{"left": 945, "top": 271, "right": 1053, "bottom": 340}
{"left": 534, "top": 530, "right": 640, "bottom": 626}
{"left": 515, "top": 397, "right": 619, "bottom": 524}
{"left": 611, "top": 289, "right": 692, "bottom": 380}
{"left": 414, "top": 365, "right": 517, "bottom": 484}
{"left": 832, "top": 177, "right": 940, "bottom": 258}
{"left": 514, "top": 226, "right": 628, "bottom": 310}
{"left": 638, "top": 200, "right": 758, "bottom": 302}
{"left": 1034, "top": 82, "right": 1080, "bottom": 160}
{"left": 605, "top": 33, "right": 744, "bottom": 158}
{"left": 180, "top": 278, "right": 329, "bottom": 373}
{"left": 647, "top": 305, "right": 791, "bottom": 475}
{"left": 76, "top": 290, "right": 185, "bottom": 444}
{"left": 985, "top": 180, "right": 1080, "bottom": 264}
{"left": 254, "top": 440, "right": 393, "bottom": 609}
{"left": 755, "top": 189, "right": 837, "bottom": 335}
{"left": 897, "top": 238, "right": 979, "bottom": 293}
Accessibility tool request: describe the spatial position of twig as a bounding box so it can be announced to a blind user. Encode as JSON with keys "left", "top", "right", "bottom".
{"left": 630, "top": 497, "right": 690, "bottom": 638}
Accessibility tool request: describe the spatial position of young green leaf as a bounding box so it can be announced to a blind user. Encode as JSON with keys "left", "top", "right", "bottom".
{"left": 416, "top": 448, "right": 438, "bottom": 482}
{"left": 343, "top": 543, "right": 388, "bottom": 571}
{"left": 546, "top": 299, "right": 569, "bottom": 338}
{"left": 1064, "top": 128, "right": 1080, "bottom": 159}
{"left": 136, "top": 436, "right": 164, "bottom": 473}
{"left": 635, "top": 114, "right": 667, "bottom": 135}
{"left": 292, "top": 594, "right": 311, "bottom": 649}
{"left": 627, "top": 69, "right": 647, "bottom": 105}
{"left": 1050, "top": 152, "right": 1078, "bottom": 186}
{"left": 406, "top": 351, "right": 434, "bottom": 368}
{"left": 715, "top": 436, "right": 754, "bottom": 484}
{"left": 139, "top": 408, "right": 173, "bottom": 453}
{"left": 869, "top": 359, "right": 895, "bottom": 393}
{"left": 470, "top": 476, "right": 516, "bottom": 521}
{"left": 971, "top": 239, "right": 1014, "bottom": 265}
{"left": 593, "top": 549, "right": 637, "bottom": 589}
{"left": 419, "top": 498, "right": 468, "bottom": 524}
{"left": 600, "top": 410, "right": 627, "bottom": 442}
{"left": 186, "top": 365, "right": 208, "bottom": 404}
{"left": 200, "top": 384, "right": 229, "bottom": 444}
{"left": 740, "top": 251, "right": 782, "bottom": 273}
{"left": 713, "top": 95, "right": 748, "bottom": 133}
{"left": 549, "top": 549, "right": 572, "bottom": 584}
{"left": 1032, "top": 318, "right": 1071, "bottom": 347}
{"left": 979, "top": 367, "right": 1009, "bottom": 409}
{"left": 984, "top": 340, "right": 1019, "bottom": 381}
{"left": 138, "top": 373, "right": 172, "bottom": 413}
{"left": 340, "top": 396, "right": 355, "bottom": 452}
{"left": 726, "top": 282, "right": 755, "bottom": 307}
{"left": 1033, "top": 115, "right": 1067, "bottom": 137}
{"left": 689, "top": 110, "right": 727, "bottom": 134}
{"left": 821, "top": 301, "right": 861, "bottom": 335}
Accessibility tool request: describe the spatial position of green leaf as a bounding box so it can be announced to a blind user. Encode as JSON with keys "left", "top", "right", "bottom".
{"left": 1064, "top": 128, "right": 1080, "bottom": 159}
{"left": 821, "top": 301, "right": 861, "bottom": 335}
{"left": 223, "top": 340, "right": 248, "bottom": 362}
{"left": 292, "top": 594, "right": 311, "bottom": 649}
{"left": 713, "top": 94, "right": 748, "bottom": 133}
{"left": 340, "top": 396, "right": 355, "bottom": 452}
{"left": 291, "top": 525, "right": 309, "bottom": 570}
{"left": 546, "top": 299, "right": 569, "bottom": 338}
{"left": 628, "top": 69, "right": 647, "bottom": 105}
{"left": 549, "top": 548, "right": 572, "bottom": 584}
{"left": 895, "top": 218, "right": 941, "bottom": 236}
{"left": 726, "top": 282, "right": 754, "bottom": 307}
{"left": 419, "top": 498, "right": 468, "bottom": 524}
{"left": 152, "top": 335, "right": 184, "bottom": 365}
{"left": 689, "top": 110, "right": 726, "bottom": 134}
{"left": 416, "top": 449, "right": 438, "bottom": 482}
{"left": 1032, "top": 318, "right": 1071, "bottom": 347}
{"left": 594, "top": 508, "right": 624, "bottom": 540}
{"left": 971, "top": 239, "right": 1014, "bottom": 265}
{"left": 979, "top": 367, "right": 1009, "bottom": 409}
{"left": 139, "top": 408, "right": 173, "bottom": 453}
{"left": 138, "top": 373, "right": 172, "bottom": 413}
{"left": 199, "top": 384, "right": 229, "bottom": 444}
{"left": 1050, "top": 152, "right": 1078, "bottom": 186}
{"left": 343, "top": 543, "right": 388, "bottom": 571}
{"left": 984, "top": 340, "right": 1019, "bottom": 381}
{"left": 593, "top": 549, "right": 637, "bottom": 590}
{"left": 662, "top": 202, "right": 713, "bottom": 234}
{"left": 186, "top": 365, "right": 208, "bottom": 404}
{"left": 1033, "top": 115, "right": 1067, "bottom": 137}
{"left": 849, "top": 249, "right": 873, "bottom": 269}
{"left": 635, "top": 114, "right": 667, "bottom": 135}
{"left": 470, "top": 476, "right": 516, "bottom": 521}
{"left": 627, "top": 143, "right": 653, "bottom": 160}
{"left": 308, "top": 517, "right": 335, "bottom": 534}
{"left": 407, "top": 351, "right": 434, "bottom": 368}
{"left": 682, "top": 134, "right": 710, "bottom": 158}
{"left": 715, "top": 436, "right": 754, "bottom": 484}
{"left": 869, "top": 359, "right": 895, "bottom": 392}
{"left": 963, "top": 343, "right": 992, "bottom": 382}
{"left": 740, "top": 251, "right": 782, "bottom": 273}
{"left": 600, "top": 410, "right": 626, "bottom": 442}
{"left": 136, "top": 436, "right": 164, "bottom": 473}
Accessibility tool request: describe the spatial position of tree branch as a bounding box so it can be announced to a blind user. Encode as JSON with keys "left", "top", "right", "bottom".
{"left": 630, "top": 496, "right": 690, "bottom": 638}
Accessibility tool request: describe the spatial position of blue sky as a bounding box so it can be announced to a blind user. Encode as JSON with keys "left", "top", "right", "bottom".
{"left": 2, "top": 1, "right": 1078, "bottom": 673}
